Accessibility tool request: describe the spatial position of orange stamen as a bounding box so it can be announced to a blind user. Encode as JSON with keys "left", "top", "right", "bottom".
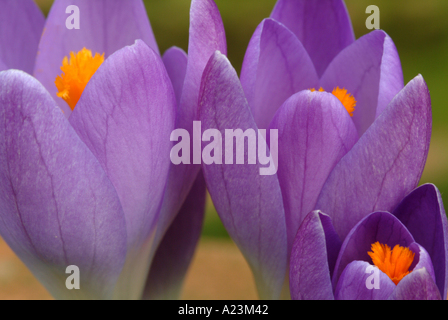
{"left": 368, "top": 242, "right": 415, "bottom": 285}
{"left": 331, "top": 87, "right": 356, "bottom": 117}
{"left": 309, "top": 87, "right": 357, "bottom": 117}
{"left": 55, "top": 48, "right": 104, "bottom": 110}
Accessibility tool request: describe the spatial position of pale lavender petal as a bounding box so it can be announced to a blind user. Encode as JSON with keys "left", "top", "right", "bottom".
{"left": 240, "top": 18, "right": 319, "bottom": 129}
{"left": 154, "top": 0, "right": 227, "bottom": 256}
{"left": 332, "top": 212, "right": 415, "bottom": 288}
{"left": 334, "top": 261, "right": 396, "bottom": 300}
{"left": 393, "top": 184, "right": 448, "bottom": 298}
{"left": 199, "top": 52, "right": 287, "bottom": 300}
{"left": 0, "top": 0, "right": 45, "bottom": 74}
{"left": 270, "top": 0, "right": 355, "bottom": 77}
{"left": 34, "top": 0, "right": 159, "bottom": 116}
{"left": 389, "top": 268, "right": 442, "bottom": 300}
{"left": 409, "top": 243, "right": 436, "bottom": 285}
{"left": 0, "top": 70, "right": 127, "bottom": 300}
{"left": 143, "top": 172, "right": 206, "bottom": 300}
{"left": 162, "top": 46, "right": 188, "bottom": 105}
{"left": 290, "top": 211, "right": 341, "bottom": 300}
{"left": 320, "top": 30, "right": 404, "bottom": 135}
{"left": 69, "top": 40, "right": 176, "bottom": 299}
{"left": 269, "top": 90, "right": 357, "bottom": 254}
{"left": 315, "top": 75, "right": 432, "bottom": 239}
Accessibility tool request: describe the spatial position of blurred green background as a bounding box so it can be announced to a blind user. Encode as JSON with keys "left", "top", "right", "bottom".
{"left": 35, "top": 0, "right": 448, "bottom": 238}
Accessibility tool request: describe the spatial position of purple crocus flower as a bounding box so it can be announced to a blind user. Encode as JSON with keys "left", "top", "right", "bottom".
{"left": 198, "top": 0, "right": 431, "bottom": 299}
{"left": 290, "top": 184, "right": 448, "bottom": 300}
{"left": 0, "top": 0, "right": 226, "bottom": 300}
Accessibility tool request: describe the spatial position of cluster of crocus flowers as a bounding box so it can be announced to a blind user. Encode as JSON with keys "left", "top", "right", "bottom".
{"left": 197, "top": 0, "right": 439, "bottom": 300}
{"left": 0, "top": 0, "right": 226, "bottom": 300}
{"left": 0, "top": 0, "right": 446, "bottom": 301}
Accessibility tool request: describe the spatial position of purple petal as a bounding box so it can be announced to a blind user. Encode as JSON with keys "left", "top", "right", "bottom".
{"left": 315, "top": 75, "right": 432, "bottom": 239}
{"left": 143, "top": 171, "right": 206, "bottom": 300}
{"left": 69, "top": 40, "right": 176, "bottom": 298}
{"left": 178, "top": 0, "right": 227, "bottom": 129}
{"left": 143, "top": 4, "right": 227, "bottom": 301}
{"left": 270, "top": 0, "right": 355, "bottom": 77}
{"left": 290, "top": 211, "right": 341, "bottom": 300}
{"left": 320, "top": 30, "right": 404, "bottom": 136}
{"left": 332, "top": 212, "right": 415, "bottom": 289}
{"left": 388, "top": 268, "right": 442, "bottom": 300}
{"left": 34, "top": 0, "right": 159, "bottom": 116}
{"left": 375, "top": 35, "right": 404, "bottom": 119}
{"left": 154, "top": 0, "right": 227, "bottom": 256}
{"left": 0, "top": 59, "right": 6, "bottom": 73}
{"left": 269, "top": 90, "right": 357, "bottom": 254}
{"left": 240, "top": 18, "right": 319, "bottom": 129}
{"left": 199, "top": 51, "right": 287, "bottom": 299}
{"left": 0, "top": 0, "right": 45, "bottom": 74}
{"left": 334, "top": 261, "right": 396, "bottom": 300}
{"left": 392, "top": 184, "right": 448, "bottom": 298}
{"left": 0, "top": 70, "right": 127, "bottom": 299}
{"left": 162, "top": 47, "right": 188, "bottom": 105}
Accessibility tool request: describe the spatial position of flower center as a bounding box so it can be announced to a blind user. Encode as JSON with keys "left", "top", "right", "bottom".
{"left": 367, "top": 242, "right": 415, "bottom": 285}
{"left": 55, "top": 48, "right": 105, "bottom": 110}
{"left": 310, "top": 87, "right": 356, "bottom": 117}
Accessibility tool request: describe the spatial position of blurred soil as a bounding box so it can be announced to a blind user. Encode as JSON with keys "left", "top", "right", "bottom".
{"left": 0, "top": 237, "right": 257, "bottom": 300}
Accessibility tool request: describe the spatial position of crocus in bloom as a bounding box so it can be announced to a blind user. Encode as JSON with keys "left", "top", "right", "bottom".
{"left": 0, "top": 0, "right": 226, "bottom": 299}
{"left": 197, "top": 0, "right": 431, "bottom": 299}
{"left": 290, "top": 184, "right": 448, "bottom": 300}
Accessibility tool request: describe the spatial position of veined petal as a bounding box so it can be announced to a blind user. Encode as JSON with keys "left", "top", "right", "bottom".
{"left": 154, "top": 0, "right": 227, "bottom": 259}
{"left": 320, "top": 30, "right": 404, "bottom": 136}
{"left": 69, "top": 40, "right": 176, "bottom": 299}
{"left": 315, "top": 75, "right": 431, "bottom": 239}
{"left": 269, "top": 90, "right": 357, "bottom": 254}
{"left": 34, "top": 0, "right": 159, "bottom": 116}
{"left": 240, "top": 18, "right": 319, "bottom": 129}
{"left": 0, "top": 0, "right": 45, "bottom": 74}
{"left": 334, "top": 261, "right": 396, "bottom": 300}
{"left": 199, "top": 51, "right": 287, "bottom": 300}
{"left": 388, "top": 268, "right": 442, "bottom": 300}
{"left": 143, "top": 172, "right": 206, "bottom": 300}
{"left": 163, "top": 47, "right": 188, "bottom": 105}
{"left": 290, "top": 211, "right": 341, "bottom": 300}
{"left": 270, "top": 0, "right": 355, "bottom": 77}
{"left": 0, "top": 70, "right": 127, "bottom": 300}
{"left": 392, "top": 184, "right": 448, "bottom": 299}
{"left": 332, "top": 212, "right": 415, "bottom": 289}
